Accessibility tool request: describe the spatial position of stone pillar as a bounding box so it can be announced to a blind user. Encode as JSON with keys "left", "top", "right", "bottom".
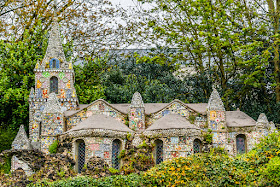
{"left": 129, "top": 92, "right": 145, "bottom": 131}
{"left": 41, "top": 93, "right": 64, "bottom": 154}
{"left": 207, "top": 88, "right": 227, "bottom": 148}
{"left": 256, "top": 113, "right": 270, "bottom": 140}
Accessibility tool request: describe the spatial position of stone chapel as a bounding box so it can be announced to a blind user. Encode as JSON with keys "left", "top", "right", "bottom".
{"left": 11, "top": 17, "right": 277, "bottom": 175}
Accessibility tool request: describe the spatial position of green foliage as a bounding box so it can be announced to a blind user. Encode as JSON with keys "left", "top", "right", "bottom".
{"left": 202, "top": 129, "right": 213, "bottom": 144}
{"left": 0, "top": 24, "right": 47, "bottom": 132}
{"left": 134, "top": 0, "right": 280, "bottom": 123}
{"left": 0, "top": 154, "right": 11, "bottom": 174}
{"left": 49, "top": 140, "right": 59, "bottom": 154}
{"left": 29, "top": 174, "right": 144, "bottom": 187}
{"left": 30, "top": 132, "right": 280, "bottom": 187}
{"left": 260, "top": 157, "right": 280, "bottom": 185}
{"left": 74, "top": 55, "right": 110, "bottom": 104}
{"left": 0, "top": 128, "right": 17, "bottom": 152}
{"left": 188, "top": 115, "right": 196, "bottom": 124}
{"left": 108, "top": 167, "right": 119, "bottom": 175}
{"left": 102, "top": 49, "right": 188, "bottom": 104}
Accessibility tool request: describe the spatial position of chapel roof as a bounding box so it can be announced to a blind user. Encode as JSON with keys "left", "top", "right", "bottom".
{"left": 64, "top": 101, "right": 208, "bottom": 117}
{"left": 66, "top": 114, "right": 133, "bottom": 132}
{"left": 145, "top": 114, "right": 200, "bottom": 131}
{"left": 226, "top": 111, "right": 256, "bottom": 127}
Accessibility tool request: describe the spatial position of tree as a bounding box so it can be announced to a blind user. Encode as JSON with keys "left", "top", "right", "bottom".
{"left": 125, "top": 0, "right": 280, "bottom": 123}
{"left": 0, "top": 0, "right": 130, "bottom": 57}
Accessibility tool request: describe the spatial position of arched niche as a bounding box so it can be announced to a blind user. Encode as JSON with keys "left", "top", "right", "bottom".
{"left": 49, "top": 58, "right": 60, "bottom": 69}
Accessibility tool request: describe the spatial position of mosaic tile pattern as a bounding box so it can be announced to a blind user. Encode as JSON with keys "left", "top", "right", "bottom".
{"left": 146, "top": 101, "right": 198, "bottom": 127}
{"left": 66, "top": 100, "right": 126, "bottom": 130}
{"left": 72, "top": 137, "right": 124, "bottom": 167}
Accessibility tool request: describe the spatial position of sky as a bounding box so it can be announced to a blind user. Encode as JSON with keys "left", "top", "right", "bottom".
{"left": 111, "top": 0, "right": 138, "bottom": 7}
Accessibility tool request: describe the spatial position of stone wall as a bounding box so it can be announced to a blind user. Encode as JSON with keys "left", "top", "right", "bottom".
{"left": 66, "top": 100, "right": 126, "bottom": 131}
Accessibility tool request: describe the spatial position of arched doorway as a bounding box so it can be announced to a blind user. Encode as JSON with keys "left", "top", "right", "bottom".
{"left": 76, "top": 139, "right": 85, "bottom": 173}
{"left": 155, "top": 139, "right": 163, "bottom": 164}
{"left": 236, "top": 134, "right": 246, "bottom": 154}
{"left": 193, "top": 139, "right": 202, "bottom": 154}
{"left": 112, "top": 139, "right": 121, "bottom": 169}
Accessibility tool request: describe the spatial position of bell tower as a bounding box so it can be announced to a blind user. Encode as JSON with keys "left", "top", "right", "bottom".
{"left": 29, "top": 15, "right": 79, "bottom": 149}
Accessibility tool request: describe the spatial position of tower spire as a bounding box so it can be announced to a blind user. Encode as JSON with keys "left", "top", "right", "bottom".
{"left": 41, "top": 1, "right": 67, "bottom": 69}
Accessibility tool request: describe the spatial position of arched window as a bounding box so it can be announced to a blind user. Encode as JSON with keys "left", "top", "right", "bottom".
{"left": 112, "top": 139, "right": 121, "bottom": 169}
{"left": 49, "top": 58, "right": 60, "bottom": 69}
{"left": 76, "top": 139, "right": 85, "bottom": 173}
{"left": 236, "top": 134, "right": 246, "bottom": 154}
{"left": 193, "top": 139, "right": 202, "bottom": 154}
{"left": 50, "top": 76, "right": 58, "bottom": 94}
{"left": 155, "top": 139, "right": 163, "bottom": 164}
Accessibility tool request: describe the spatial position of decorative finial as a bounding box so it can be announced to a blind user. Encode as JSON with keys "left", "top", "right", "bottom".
{"left": 207, "top": 88, "right": 225, "bottom": 111}
{"left": 29, "top": 87, "right": 35, "bottom": 99}
{"left": 257, "top": 113, "right": 269, "bottom": 124}
{"left": 130, "top": 92, "right": 144, "bottom": 108}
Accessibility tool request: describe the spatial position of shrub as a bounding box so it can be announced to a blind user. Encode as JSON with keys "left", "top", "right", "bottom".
{"left": 0, "top": 154, "right": 11, "bottom": 174}
{"left": 259, "top": 156, "right": 280, "bottom": 186}
{"left": 49, "top": 140, "right": 59, "bottom": 154}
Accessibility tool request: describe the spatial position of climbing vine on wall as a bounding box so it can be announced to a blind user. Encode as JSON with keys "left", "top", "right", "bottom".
{"left": 119, "top": 134, "right": 156, "bottom": 175}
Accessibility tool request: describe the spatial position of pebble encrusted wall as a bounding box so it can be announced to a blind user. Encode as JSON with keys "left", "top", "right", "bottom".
{"left": 146, "top": 101, "right": 206, "bottom": 128}
{"left": 163, "top": 136, "right": 200, "bottom": 159}
{"left": 66, "top": 100, "right": 126, "bottom": 131}
{"left": 72, "top": 137, "right": 125, "bottom": 167}
{"left": 129, "top": 92, "right": 145, "bottom": 131}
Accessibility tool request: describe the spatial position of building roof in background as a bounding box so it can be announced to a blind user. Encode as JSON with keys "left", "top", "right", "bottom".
{"left": 226, "top": 111, "right": 256, "bottom": 127}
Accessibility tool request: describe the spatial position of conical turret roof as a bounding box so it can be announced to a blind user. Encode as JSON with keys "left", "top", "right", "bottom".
{"left": 12, "top": 125, "right": 32, "bottom": 150}
{"left": 257, "top": 113, "right": 269, "bottom": 124}
{"left": 207, "top": 88, "right": 225, "bottom": 111}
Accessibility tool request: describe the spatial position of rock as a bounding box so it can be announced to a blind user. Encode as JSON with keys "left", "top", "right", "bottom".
{"left": 81, "top": 156, "right": 112, "bottom": 178}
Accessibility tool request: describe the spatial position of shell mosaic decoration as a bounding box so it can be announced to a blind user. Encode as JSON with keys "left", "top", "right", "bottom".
{"left": 12, "top": 14, "right": 277, "bottom": 176}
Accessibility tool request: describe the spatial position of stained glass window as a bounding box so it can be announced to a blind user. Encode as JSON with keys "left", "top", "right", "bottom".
{"left": 77, "top": 141, "right": 85, "bottom": 173}
{"left": 193, "top": 139, "right": 201, "bottom": 154}
{"left": 50, "top": 76, "right": 58, "bottom": 94}
{"left": 155, "top": 139, "right": 163, "bottom": 164}
{"left": 236, "top": 134, "right": 246, "bottom": 154}
{"left": 112, "top": 139, "right": 121, "bottom": 169}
